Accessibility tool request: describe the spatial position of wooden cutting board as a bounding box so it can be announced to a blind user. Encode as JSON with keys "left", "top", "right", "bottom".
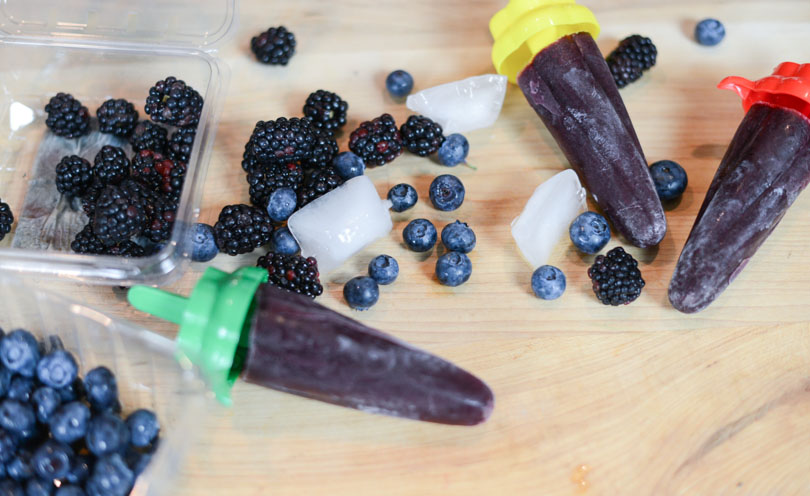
{"left": 38, "top": 0, "right": 810, "bottom": 494}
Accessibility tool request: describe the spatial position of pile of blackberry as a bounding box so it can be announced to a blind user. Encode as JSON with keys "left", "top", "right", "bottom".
{"left": 606, "top": 35, "right": 657, "bottom": 88}
{"left": 0, "top": 329, "right": 161, "bottom": 494}
{"left": 587, "top": 247, "right": 645, "bottom": 305}
{"left": 251, "top": 26, "right": 296, "bottom": 65}
{"left": 256, "top": 252, "right": 323, "bottom": 298}
{"left": 348, "top": 113, "right": 403, "bottom": 166}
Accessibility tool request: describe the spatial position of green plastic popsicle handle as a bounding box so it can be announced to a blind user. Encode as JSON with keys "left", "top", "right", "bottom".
{"left": 128, "top": 266, "right": 269, "bottom": 406}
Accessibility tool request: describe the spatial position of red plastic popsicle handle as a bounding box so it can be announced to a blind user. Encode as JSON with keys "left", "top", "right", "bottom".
{"left": 719, "top": 62, "right": 810, "bottom": 118}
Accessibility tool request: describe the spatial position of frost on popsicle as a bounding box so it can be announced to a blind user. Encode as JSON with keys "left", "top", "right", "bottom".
{"left": 511, "top": 170, "right": 586, "bottom": 268}
{"left": 406, "top": 74, "right": 507, "bottom": 134}
{"left": 287, "top": 175, "right": 393, "bottom": 274}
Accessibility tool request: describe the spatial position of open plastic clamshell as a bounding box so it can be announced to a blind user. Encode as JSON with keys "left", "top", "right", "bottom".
{"left": 0, "top": 0, "right": 236, "bottom": 285}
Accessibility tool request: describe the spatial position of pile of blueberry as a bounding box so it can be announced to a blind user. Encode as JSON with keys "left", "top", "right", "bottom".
{"left": 0, "top": 329, "right": 160, "bottom": 495}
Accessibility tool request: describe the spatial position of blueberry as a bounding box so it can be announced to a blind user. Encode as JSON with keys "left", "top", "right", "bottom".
{"left": 695, "top": 18, "right": 725, "bottom": 46}
{"left": 333, "top": 152, "right": 365, "bottom": 180}
{"left": 0, "top": 428, "right": 17, "bottom": 463}
{"left": 55, "top": 486, "right": 84, "bottom": 496}
{"left": 126, "top": 409, "right": 160, "bottom": 448}
{"left": 569, "top": 212, "right": 611, "bottom": 254}
{"left": 271, "top": 227, "right": 300, "bottom": 255}
{"left": 125, "top": 449, "right": 153, "bottom": 477}
{"left": 32, "top": 387, "right": 61, "bottom": 424}
{"left": 531, "top": 265, "right": 566, "bottom": 300}
{"left": 190, "top": 223, "right": 217, "bottom": 263}
{"left": 0, "top": 480, "right": 23, "bottom": 496}
{"left": 32, "top": 440, "right": 73, "bottom": 480}
{"left": 65, "top": 454, "right": 92, "bottom": 485}
{"left": 266, "top": 187, "right": 297, "bottom": 222}
{"left": 7, "top": 376, "right": 34, "bottom": 403}
{"left": 6, "top": 449, "right": 33, "bottom": 481}
{"left": 440, "top": 221, "right": 476, "bottom": 254}
{"left": 49, "top": 401, "right": 90, "bottom": 444}
{"left": 83, "top": 367, "right": 117, "bottom": 411}
{"left": 385, "top": 70, "right": 414, "bottom": 98}
{"left": 429, "top": 174, "right": 465, "bottom": 211}
{"left": 25, "top": 479, "right": 54, "bottom": 496}
{"left": 387, "top": 183, "right": 418, "bottom": 213}
{"left": 37, "top": 350, "right": 78, "bottom": 389}
{"left": 368, "top": 255, "right": 399, "bottom": 285}
{"left": 402, "top": 219, "right": 437, "bottom": 252}
{"left": 0, "top": 367, "right": 12, "bottom": 398}
{"left": 343, "top": 277, "right": 380, "bottom": 311}
{"left": 435, "top": 252, "right": 472, "bottom": 287}
{"left": 0, "top": 330, "right": 40, "bottom": 377}
{"left": 0, "top": 400, "right": 35, "bottom": 434}
{"left": 86, "top": 453, "right": 134, "bottom": 496}
{"left": 57, "top": 379, "right": 84, "bottom": 404}
{"left": 649, "top": 160, "right": 688, "bottom": 201}
{"left": 437, "top": 134, "right": 469, "bottom": 167}
{"left": 86, "top": 413, "right": 129, "bottom": 457}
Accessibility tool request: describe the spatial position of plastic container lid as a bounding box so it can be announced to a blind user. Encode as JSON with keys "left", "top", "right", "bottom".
{"left": 0, "top": 0, "right": 236, "bottom": 49}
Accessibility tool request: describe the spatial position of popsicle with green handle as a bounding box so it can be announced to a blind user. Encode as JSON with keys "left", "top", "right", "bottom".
{"left": 128, "top": 267, "right": 494, "bottom": 425}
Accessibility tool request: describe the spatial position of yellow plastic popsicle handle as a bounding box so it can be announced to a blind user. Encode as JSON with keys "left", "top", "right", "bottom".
{"left": 490, "top": 0, "right": 600, "bottom": 83}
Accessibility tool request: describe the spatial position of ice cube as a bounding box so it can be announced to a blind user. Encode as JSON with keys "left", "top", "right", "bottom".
{"left": 406, "top": 74, "right": 507, "bottom": 134}
{"left": 287, "top": 175, "right": 393, "bottom": 274}
{"left": 511, "top": 170, "right": 587, "bottom": 268}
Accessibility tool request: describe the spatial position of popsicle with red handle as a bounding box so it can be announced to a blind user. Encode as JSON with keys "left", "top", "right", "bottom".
{"left": 128, "top": 267, "right": 493, "bottom": 425}
{"left": 669, "top": 62, "right": 810, "bottom": 313}
{"left": 490, "top": 0, "right": 667, "bottom": 248}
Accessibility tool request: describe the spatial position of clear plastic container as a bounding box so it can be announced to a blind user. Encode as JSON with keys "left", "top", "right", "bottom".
{"left": 0, "top": 275, "right": 211, "bottom": 494}
{"left": 0, "top": 0, "right": 236, "bottom": 286}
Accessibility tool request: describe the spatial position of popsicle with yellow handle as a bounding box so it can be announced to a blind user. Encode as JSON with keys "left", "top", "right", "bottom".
{"left": 491, "top": 0, "right": 666, "bottom": 248}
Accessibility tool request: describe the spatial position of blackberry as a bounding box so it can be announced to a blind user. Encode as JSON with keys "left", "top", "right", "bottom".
{"left": 81, "top": 180, "right": 106, "bottom": 216}
{"left": 247, "top": 161, "right": 303, "bottom": 209}
{"left": 606, "top": 35, "right": 657, "bottom": 88}
{"left": 93, "top": 184, "right": 147, "bottom": 245}
{"left": 129, "top": 121, "right": 168, "bottom": 154}
{"left": 348, "top": 113, "right": 403, "bottom": 166}
{"left": 71, "top": 223, "right": 145, "bottom": 257}
{"left": 256, "top": 252, "right": 322, "bottom": 298}
{"left": 304, "top": 127, "right": 339, "bottom": 169}
{"left": 144, "top": 76, "right": 204, "bottom": 127}
{"left": 131, "top": 150, "right": 185, "bottom": 200}
{"left": 44, "top": 93, "right": 90, "bottom": 139}
{"left": 213, "top": 204, "right": 274, "bottom": 256}
{"left": 55, "top": 155, "right": 93, "bottom": 197}
{"left": 93, "top": 146, "right": 130, "bottom": 186}
{"left": 120, "top": 179, "right": 177, "bottom": 242}
{"left": 168, "top": 126, "right": 196, "bottom": 164}
{"left": 96, "top": 99, "right": 139, "bottom": 138}
{"left": 241, "top": 150, "right": 261, "bottom": 173}
{"left": 245, "top": 117, "right": 316, "bottom": 165}
{"left": 587, "top": 246, "right": 645, "bottom": 305}
{"left": 298, "top": 166, "right": 343, "bottom": 207}
{"left": 302, "top": 90, "right": 348, "bottom": 135}
{"left": 0, "top": 200, "right": 12, "bottom": 242}
{"left": 251, "top": 26, "right": 296, "bottom": 65}
{"left": 400, "top": 115, "right": 445, "bottom": 156}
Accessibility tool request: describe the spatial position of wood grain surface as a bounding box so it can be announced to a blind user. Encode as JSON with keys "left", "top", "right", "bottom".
{"left": 22, "top": 0, "right": 810, "bottom": 494}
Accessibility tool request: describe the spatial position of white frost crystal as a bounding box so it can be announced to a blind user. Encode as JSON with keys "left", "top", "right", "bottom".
{"left": 511, "top": 170, "right": 587, "bottom": 268}
{"left": 288, "top": 175, "right": 393, "bottom": 274}
{"left": 406, "top": 74, "right": 507, "bottom": 134}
